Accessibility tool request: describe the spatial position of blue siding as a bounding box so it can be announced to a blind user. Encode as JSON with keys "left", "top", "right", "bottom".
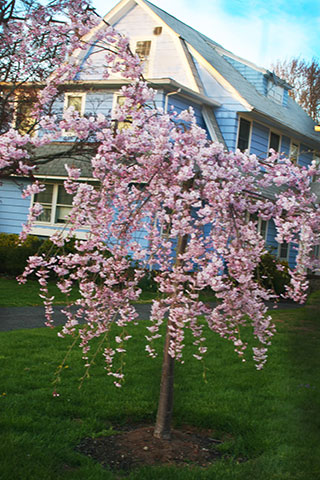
{"left": 223, "top": 56, "right": 267, "bottom": 95}
{"left": 214, "top": 108, "right": 238, "bottom": 151}
{"left": 250, "top": 122, "right": 269, "bottom": 158}
{"left": 266, "top": 219, "right": 297, "bottom": 269}
{"left": 280, "top": 135, "right": 290, "bottom": 155}
{"left": 168, "top": 96, "right": 208, "bottom": 135}
{"left": 0, "top": 179, "right": 30, "bottom": 234}
{"left": 299, "top": 144, "right": 312, "bottom": 167}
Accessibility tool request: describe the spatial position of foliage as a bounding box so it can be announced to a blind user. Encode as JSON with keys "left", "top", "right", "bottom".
{"left": 0, "top": 233, "right": 76, "bottom": 276}
{"left": 256, "top": 252, "right": 290, "bottom": 295}
{"left": 0, "top": 232, "right": 42, "bottom": 276}
{"left": 272, "top": 57, "right": 320, "bottom": 122}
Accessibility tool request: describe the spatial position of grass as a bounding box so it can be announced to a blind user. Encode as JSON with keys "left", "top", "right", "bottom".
{"left": 0, "top": 276, "right": 216, "bottom": 307}
{"left": 0, "top": 303, "right": 319, "bottom": 479}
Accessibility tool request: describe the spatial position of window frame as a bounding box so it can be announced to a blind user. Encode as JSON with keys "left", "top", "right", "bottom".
{"left": 32, "top": 182, "right": 73, "bottom": 226}
{"left": 268, "top": 130, "right": 281, "bottom": 155}
{"left": 289, "top": 140, "right": 300, "bottom": 165}
{"left": 63, "top": 92, "right": 86, "bottom": 136}
{"left": 129, "top": 37, "right": 155, "bottom": 77}
{"left": 236, "top": 117, "right": 252, "bottom": 153}
{"left": 277, "top": 241, "right": 290, "bottom": 261}
{"left": 13, "top": 91, "right": 39, "bottom": 137}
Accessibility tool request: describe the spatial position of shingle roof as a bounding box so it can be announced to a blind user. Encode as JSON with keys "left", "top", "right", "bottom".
{"left": 34, "top": 143, "right": 93, "bottom": 178}
{"left": 143, "top": 0, "right": 319, "bottom": 146}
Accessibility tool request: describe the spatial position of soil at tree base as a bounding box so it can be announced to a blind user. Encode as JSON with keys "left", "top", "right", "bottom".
{"left": 75, "top": 424, "right": 243, "bottom": 473}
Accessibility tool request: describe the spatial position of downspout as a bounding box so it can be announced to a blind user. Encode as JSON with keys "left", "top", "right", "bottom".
{"left": 164, "top": 88, "right": 181, "bottom": 113}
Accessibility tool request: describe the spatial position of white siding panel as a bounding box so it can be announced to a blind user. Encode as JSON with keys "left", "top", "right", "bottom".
{"left": 78, "top": 4, "right": 196, "bottom": 89}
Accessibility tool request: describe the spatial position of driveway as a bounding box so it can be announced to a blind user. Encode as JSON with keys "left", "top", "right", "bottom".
{"left": 0, "top": 301, "right": 301, "bottom": 332}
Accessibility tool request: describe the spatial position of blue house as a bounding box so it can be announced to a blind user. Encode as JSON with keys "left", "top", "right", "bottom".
{"left": 1, "top": 0, "right": 320, "bottom": 268}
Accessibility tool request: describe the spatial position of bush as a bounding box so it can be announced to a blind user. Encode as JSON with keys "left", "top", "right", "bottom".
{"left": 0, "top": 233, "right": 43, "bottom": 276}
{"left": 0, "top": 233, "right": 77, "bottom": 277}
{"left": 256, "top": 252, "right": 290, "bottom": 295}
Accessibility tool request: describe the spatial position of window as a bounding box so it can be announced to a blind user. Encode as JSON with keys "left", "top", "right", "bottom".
{"left": 267, "top": 80, "right": 284, "bottom": 104}
{"left": 33, "top": 183, "right": 73, "bottom": 224}
{"left": 135, "top": 40, "right": 152, "bottom": 75}
{"left": 15, "top": 91, "right": 38, "bottom": 136}
{"left": 237, "top": 118, "right": 251, "bottom": 152}
{"left": 278, "top": 241, "right": 289, "bottom": 260}
{"left": 290, "top": 142, "right": 299, "bottom": 164}
{"left": 269, "top": 132, "right": 280, "bottom": 154}
{"left": 65, "top": 93, "right": 85, "bottom": 115}
{"left": 114, "top": 95, "right": 132, "bottom": 131}
{"left": 248, "top": 213, "right": 268, "bottom": 241}
{"left": 63, "top": 93, "right": 86, "bottom": 135}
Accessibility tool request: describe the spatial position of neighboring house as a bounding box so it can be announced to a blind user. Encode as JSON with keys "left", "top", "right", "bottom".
{"left": 1, "top": 0, "right": 320, "bottom": 268}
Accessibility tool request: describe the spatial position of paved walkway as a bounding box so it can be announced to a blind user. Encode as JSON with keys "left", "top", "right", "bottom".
{"left": 0, "top": 301, "right": 301, "bottom": 332}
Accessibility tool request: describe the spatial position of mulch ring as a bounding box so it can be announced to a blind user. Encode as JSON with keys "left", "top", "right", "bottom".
{"left": 75, "top": 423, "right": 233, "bottom": 473}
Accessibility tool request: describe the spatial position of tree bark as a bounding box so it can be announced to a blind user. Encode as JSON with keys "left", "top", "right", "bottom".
{"left": 153, "top": 233, "right": 189, "bottom": 440}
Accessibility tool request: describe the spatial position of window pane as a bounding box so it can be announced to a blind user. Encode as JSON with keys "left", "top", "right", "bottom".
{"left": 37, "top": 207, "right": 52, "bottom": 223}
{"left": 56, "top": 206, "right": 71, "bottom": 223}
{"left": 279, "top": 242, "right": 289, "bottom": 259}
{"left": 57, "top": 185, "right": 73, "bottom": 205}
{"left": 237, "top": 118, "right": 251, "bottom": 151}
{"left": 260, "top": 220, "right": 267, "bottom": 240}
{"left": 269, "top": 132, "right": 280, "bottom": 152}
{"left": 34, "top": 184, "right": 54, "bottom": 204}
{"left": 290, "top": 143, "right": 299, "bottom": 163}
{"left": 135, "top": 41, "right": 151, "bottom": 59}
{"left": 67, "top": 96, "right": 83, "bottom": 113}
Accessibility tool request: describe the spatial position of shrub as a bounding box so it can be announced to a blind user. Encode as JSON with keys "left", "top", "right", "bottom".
{"left": 256, "top": 252, "right": 290, "bottom": 295}
{"left": 0, "top": 233, "right": 43, "bottom": 276}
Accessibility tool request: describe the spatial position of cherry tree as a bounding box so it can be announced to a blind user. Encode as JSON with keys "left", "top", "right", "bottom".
{"left": 1, "top": 5, "right": 320, "bottom": 440}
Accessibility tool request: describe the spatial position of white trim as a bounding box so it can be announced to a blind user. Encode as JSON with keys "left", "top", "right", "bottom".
{"left": 201, "top": 106, "right": 219, "bottom": 143}
{"left": 64, "top": 92, "right": 86, "bottom": 116}
{"left": 187, "top": 44, "right": 253, "bottom": 111}
{"left": 31, "top": 182, "right": 73, "bottom": 226}
{"left": 30, "top": 225, "right": 88, "bottom": 239}
{"left": 215, "top": 46, "right": 267, "bottom": 75}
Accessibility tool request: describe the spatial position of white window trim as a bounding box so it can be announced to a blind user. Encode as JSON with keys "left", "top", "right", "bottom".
{"left": 129, "top": 37, "right": 156, "bottom": 78}
{"left": 31, "top": 183, "right": 72, "bottom": 226}
{"left": 63, "top": 92, "right": 86, "bottom": 137}
{"left": 236, "top": 116, "right": 252, "bottom": 153}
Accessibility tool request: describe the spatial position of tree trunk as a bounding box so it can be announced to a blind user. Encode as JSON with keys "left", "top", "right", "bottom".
{"left": 153, "top": 233, "right": 189, "bottom": 440}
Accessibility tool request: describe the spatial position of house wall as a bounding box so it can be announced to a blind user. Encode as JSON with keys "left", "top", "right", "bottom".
{"left": 77, "top": 3, "right": 198, "bottom": 91}
{"left": 0, "top": 179, "right": 30, "bottom": 234}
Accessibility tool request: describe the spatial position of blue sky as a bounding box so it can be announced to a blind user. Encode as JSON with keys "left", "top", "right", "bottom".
{"left": 92, "top": 0, "right": 319, "bottom": 69}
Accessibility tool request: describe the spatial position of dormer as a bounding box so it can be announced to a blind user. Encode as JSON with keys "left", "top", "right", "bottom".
{"left": 264, "top": 71, "right": 292, "bottom": 107}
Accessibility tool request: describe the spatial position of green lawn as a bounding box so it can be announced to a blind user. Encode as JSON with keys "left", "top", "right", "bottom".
{"left": 0, "top": 304, "right": 319, "bottom": 479}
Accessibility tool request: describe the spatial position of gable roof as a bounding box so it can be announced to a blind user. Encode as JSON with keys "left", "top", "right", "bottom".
{"left": 139, "top": 0, "right": 319, "bottom": 146}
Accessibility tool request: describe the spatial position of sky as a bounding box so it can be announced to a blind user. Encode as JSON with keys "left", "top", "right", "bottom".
{"left": 92, "top": 0, "right": 320, "bottom": 70}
